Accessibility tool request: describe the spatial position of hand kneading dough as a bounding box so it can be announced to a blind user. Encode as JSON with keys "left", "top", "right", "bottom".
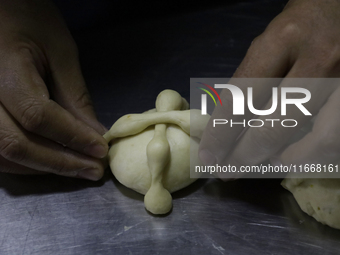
{"left": 282, "top": 177, "right": 340, "bottom": 229}
{"left": 104, "top": 90, "right": 210, "bottom": 214}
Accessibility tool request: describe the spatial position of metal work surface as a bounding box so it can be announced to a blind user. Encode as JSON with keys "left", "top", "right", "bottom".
{"left": 1, "top": 0, "right": 339, "bottom": 254}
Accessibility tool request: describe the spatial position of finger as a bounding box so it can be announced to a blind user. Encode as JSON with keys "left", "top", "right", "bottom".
{"left": 48, "top": 49, "right": 107, "bottom": 135}
{"left": 0, "top": 155, "right": 44, "bottom": 175}
{"left": 199, "top": 32, "right": 292, "bottom": 167}
{"left": 0, "top": 50, "right": 108, "bottom": 158}
{"left": 0, "top": 103, "right": 105, "bottom": 180}
{"left": 233, "top": 34, "right": 292, "bottom": 78}
{"left": 280, "top": 86, "right": 340, "bottom": 168}
{"left": 219, "top": 77, "right": 337, "bottom": 179}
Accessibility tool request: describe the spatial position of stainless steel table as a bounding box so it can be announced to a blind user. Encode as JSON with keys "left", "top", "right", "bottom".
{"left": 1, "top": 1, "right": 339, "bottom": 254}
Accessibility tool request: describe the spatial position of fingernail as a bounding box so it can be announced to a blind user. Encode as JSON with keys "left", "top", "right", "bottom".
{"left": 199, "top": 149, "right": 217, "bottom": 166}
{"left": 60, "top": 171, "right": 78, "bottom": 177}
{"left": 101, "top": 124, "right": 109, "bottom": 135}
{"left": 270, "top": 156, "right": 283, "bottom": 167}
{"left": 77, "top": 168, "right": 102, "bottom": 181}
{"left": 95, "top": 123, "right": 109, "bottom": 135}
{"left": 84, "top": 143, "right": 108, "bottom": 158}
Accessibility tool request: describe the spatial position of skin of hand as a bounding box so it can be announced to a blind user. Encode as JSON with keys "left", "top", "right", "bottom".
{"left": 199, "top": 0, "right": 340, "bottom": 179}
{"left": 0, "top": 0, "right": 108, "bottom": 180}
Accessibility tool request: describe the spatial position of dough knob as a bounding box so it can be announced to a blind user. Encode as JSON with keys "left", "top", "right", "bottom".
{"left": 144, "top": 184, "right": 172, "bottom": 214}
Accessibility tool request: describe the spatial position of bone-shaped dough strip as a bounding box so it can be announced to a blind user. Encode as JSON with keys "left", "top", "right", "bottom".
{"left": 144, "top": 123, "right": 172, "bottom": 214}
{"left": 103, "top": 109, "right": 210, "bottom": 142}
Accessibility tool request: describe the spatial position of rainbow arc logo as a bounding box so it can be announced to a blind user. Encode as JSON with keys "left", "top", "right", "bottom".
{"left": 197, "top": 82, "right": 222, "bottom": 115}
{"left": 197, "top": 82, "right": 222, "bottom": 106}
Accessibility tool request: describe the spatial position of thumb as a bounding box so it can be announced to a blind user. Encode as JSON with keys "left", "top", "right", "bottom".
{"left": 198, "top": 88, "right": 248, "bottom": 167}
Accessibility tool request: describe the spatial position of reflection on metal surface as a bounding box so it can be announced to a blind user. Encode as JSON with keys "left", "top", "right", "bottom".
{"left": 1, "top": 173, "right": 340, "bottom": 254}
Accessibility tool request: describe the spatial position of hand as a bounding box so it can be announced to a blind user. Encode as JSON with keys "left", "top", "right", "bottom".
{"left": 0, "top": 0, "right": 108, "bottom": 180}
{"left": 199, "top": 0, "right": 340, "bottom": 179}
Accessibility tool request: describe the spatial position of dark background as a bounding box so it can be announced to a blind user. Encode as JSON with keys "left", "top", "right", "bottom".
{"left": 54, "top": 0, "right": 287, "bottom": 126}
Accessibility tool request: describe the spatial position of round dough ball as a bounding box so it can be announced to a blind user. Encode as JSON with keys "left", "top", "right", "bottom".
{"left": 108, "top": 124, "right": 201, "bottom": 195}
{"left": 282, "top": 178, "right": 340, "bottom": 229}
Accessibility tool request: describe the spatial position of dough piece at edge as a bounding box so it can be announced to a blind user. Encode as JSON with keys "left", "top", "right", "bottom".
{"left": 282, "top": 178, "right": 340, "bottom": 229}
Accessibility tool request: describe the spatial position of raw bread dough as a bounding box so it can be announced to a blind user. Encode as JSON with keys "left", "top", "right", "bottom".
{"left": 282, "top": 177, "right": 340, "bottom": 229}
{"left": 104, "top": 90, "right": 210, "bottom": 214}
